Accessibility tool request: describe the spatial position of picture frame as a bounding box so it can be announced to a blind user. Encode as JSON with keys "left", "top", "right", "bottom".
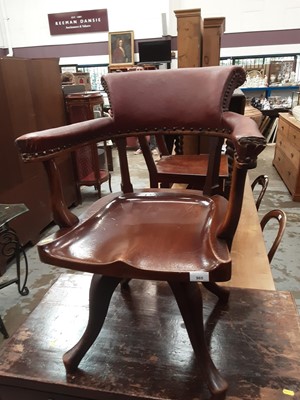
{"left": 60, "top": 65, "right": 77, "bottom": 74}
{"left": 108, "top": 31, "right": 134, "bottom": 67}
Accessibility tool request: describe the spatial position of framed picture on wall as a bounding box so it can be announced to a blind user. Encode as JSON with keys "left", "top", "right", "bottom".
{"left": 108, "top": 31, "right": 134, "bottom": 66}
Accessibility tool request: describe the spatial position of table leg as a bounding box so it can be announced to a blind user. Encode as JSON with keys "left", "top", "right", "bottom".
{"left": 0, "top": 226, "right": 29, "bottom": 338}
{"left": 0, "top": 227, "right": 29, "bottom": 295}
{"left": 0, "top": 316, "right": 9, "bottom": 338}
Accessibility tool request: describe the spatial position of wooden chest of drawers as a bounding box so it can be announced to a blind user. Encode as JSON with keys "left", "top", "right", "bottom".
{"left": 273, "top": 113, "right": 300, "bottom": 201}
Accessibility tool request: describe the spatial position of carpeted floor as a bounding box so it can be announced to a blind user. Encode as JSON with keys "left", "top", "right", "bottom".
{"left": 0, "top": 143, "right": 299, "bottom": 345}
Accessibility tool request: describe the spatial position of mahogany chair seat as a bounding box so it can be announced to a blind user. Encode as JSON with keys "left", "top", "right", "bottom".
{"left": 39, "top": 189, "right": 230, "bottom": 281}
{"left": 15, "top": 66, "right": 266, "bottom": 398}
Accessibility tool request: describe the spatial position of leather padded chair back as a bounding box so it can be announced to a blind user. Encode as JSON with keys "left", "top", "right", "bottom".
{"left": 102, "top": 66, "right": 243, "bottom": 132}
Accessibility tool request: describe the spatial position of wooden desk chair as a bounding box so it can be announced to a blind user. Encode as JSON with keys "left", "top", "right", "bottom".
{"left": 15, "top": 66, "right": 266, "bottom": 398}
{"left": 251, "top": 174, "right": 269, "bottom": 210}
{"left": 141, "top": 137, "right": 229, "bottom": 192}
{"left": 140, "top": 91, "right": 246, "bottom": 195}
{"left": 261, "top": 209, "right": 287, "bottom": 263}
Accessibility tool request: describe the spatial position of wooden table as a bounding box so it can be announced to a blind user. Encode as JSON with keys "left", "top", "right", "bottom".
{"left": 0, "top": 274, "right": 299, "bottom": 400}
{"left": 227, "top": 176, "right": 275, "bottom": 290}
{"left": 174, "top": 175, "right": 275, "bottom": 291}
{"left": 1, "top": 177, "right": 292, "bottom": 400}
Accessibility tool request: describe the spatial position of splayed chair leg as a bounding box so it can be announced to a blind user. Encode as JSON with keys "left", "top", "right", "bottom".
{"left": 63, "top": 274, "right": 122, "bottom": 373}
{"left": 169, "top": 281, "right": 228, "bottom": 397}
{"left": 202, "top": 282, "right": 230, "bottom": 304}
{"left": 120, "top": 278, "right": 131, "bottom": 289}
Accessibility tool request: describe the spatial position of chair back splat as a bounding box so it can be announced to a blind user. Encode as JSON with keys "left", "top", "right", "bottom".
{"left": 15, "top": 66, "right": 266, "bottom": 398}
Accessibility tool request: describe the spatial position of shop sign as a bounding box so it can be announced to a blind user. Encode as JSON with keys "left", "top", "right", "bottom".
{"left": 48, "top": 9, "right": 109, "bottom": 35}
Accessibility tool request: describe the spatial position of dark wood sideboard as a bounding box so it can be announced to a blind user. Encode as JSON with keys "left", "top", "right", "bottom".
{"left": 0, "top": 57, "right": 77, "bottom": 274}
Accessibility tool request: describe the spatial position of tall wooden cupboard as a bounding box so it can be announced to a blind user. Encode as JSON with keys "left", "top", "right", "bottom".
{"left": 202, "top": 17, "right": 225, "bottom": 68}
{"left": 0, "top": 57, "right": 77, "bottom": 273}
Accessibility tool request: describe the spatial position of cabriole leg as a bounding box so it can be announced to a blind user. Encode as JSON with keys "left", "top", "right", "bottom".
{"left": 63, "top": 274, "right": 121, "bottom": 372}
{"left": 169, "top": 281, "right": 228, "bottom": 397}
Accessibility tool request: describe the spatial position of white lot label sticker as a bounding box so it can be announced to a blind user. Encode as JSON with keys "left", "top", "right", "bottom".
{"left": 189, "top": 271, "right": 209, "bottom": 282}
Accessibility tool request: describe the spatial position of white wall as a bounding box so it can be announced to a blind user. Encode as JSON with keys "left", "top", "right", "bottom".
{"left": 171, "top": 0, "right": 300, "bottom": 33}
{"left": 167, "top": 0, "right": 300, "bottom": 57}
{"left": 0, "top": 0, "right": 169, "bottom": 48}
{"left": 0, "top": 0, "right": 300, "bottom": 60}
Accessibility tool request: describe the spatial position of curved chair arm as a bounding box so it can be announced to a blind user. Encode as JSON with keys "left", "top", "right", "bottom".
{"left": 260, "top": 209, "right": 287, "bottom": 263}
{"left": 251, "top": 174, "right": 269, "bottom": 210}
{"left": 222, "top": 111, "right": 267, "bottom": 166}
{"left": 15, "top": 117, "right": 115, "bottom": 228}
{"left": 15, "top": 117, "right": 114, "bottom": 163}
{"left": 217, "top": 112, "right": 266, "bottom": 244}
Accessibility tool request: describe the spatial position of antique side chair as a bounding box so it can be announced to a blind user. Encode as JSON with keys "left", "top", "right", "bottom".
{"left": 251, "top": 174, "right": 269, "bottom": 210}
{"left": 15, "top": 66, "right": 266, "bottom": 398}
{"left": 260, "top": 209, "right": 287, "bottom": 263}
{"left": 140, "top": 91, "right": 246, "bottom": 196}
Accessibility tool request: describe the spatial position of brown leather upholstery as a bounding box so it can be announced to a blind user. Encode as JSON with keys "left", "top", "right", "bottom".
{"left": 15, "top": 66, "right": 266, "bottom": 397}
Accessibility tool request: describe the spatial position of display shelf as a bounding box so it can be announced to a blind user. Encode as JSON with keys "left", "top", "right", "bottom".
{"left": 240, "top": 85, "right": 299, "bottom": 98}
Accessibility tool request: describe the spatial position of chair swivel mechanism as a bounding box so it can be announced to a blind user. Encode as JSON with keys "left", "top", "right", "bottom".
{"left": 15, "top": 66, "right": 266, "bottom": 398}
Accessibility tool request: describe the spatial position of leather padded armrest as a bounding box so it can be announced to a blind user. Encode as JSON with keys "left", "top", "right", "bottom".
{"left": 222, "top": 111, "right": 266, "bottom": 166}
{"left": 15, "top": 117, "right": 114, "bottom": 162}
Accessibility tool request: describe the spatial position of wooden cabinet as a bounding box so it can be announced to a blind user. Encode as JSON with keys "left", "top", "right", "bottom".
{"left": 0, "top": 57, "right": 77, "bottom": 273}
{"left": 65, "top": 91, "right": 103, "bottom": 123}
{"left": 65, "top": 92, "right": 111, "bottom": 203}
{"left": 273, "top": 113, "right": 300, "bottom": 201}
{"left": 174, "top": 9, "right": 203, "bottom": 155}
{"left": 174, "top": 10, "right": 226, "bottom": 155}
{"left": 174, "top": 9, "right": 203, "bottom": 69}
{"left": 202, "top": 17, "right": 225, "bottom": 67}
